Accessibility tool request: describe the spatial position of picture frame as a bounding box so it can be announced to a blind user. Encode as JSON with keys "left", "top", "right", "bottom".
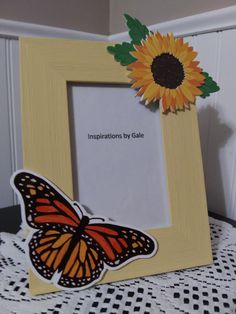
{"left": 20, "top": 37, "right": 212, "bottom": 295}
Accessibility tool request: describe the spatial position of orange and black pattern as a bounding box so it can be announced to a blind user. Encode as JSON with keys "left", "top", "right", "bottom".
{"left": 12, "top": 171, "right": 157, "bottom": 289}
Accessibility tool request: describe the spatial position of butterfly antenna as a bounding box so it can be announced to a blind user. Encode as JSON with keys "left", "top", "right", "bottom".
{"left": 73, "top": 202, "right": 84, "bottom": 216}
{"left": 90, "top": 217, "right": 105, "bottom": 222}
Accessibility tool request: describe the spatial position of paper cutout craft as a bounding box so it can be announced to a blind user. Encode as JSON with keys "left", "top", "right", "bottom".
{"left": 11, "top": 170, "right": 158, "bottom": 290}
{"left": 107, "top": 14, "right": 220, "bottom": 113}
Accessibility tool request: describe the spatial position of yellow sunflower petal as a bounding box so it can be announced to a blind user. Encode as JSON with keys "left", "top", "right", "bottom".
{"left": 185, "top": 72, "right": 205, "bottom": 82}
{"left": 175, "top": 38, "right": 184, "bottom": 54}
{"left": 175, "top": 88, "right": 185, "bottom": 107}
{"left": 170, "top": 96, "right": 177, "bottom": 112}
{"left": 131, "top": 77, "right": 153, "bottom": 89}
{"left": 151, "top": 35, "right": 162, "bottom": 55}
{"left": 180, "top": 84, "right": 195, "bottom": 103}
{"left": 164, "top": 89, "right": 172, "bottom": 108}
{"left": 144, "top": 36, "right": 158, "bottom": 58}
{"left": 161, "top": 96, "right": 168, "bottom": 112}
{"left": 189, "top": 85, "right": 203, "bottom": 96}
{"left": 128, "top": 71, "right": 152, "bottom": 80}
{"left": 136, "top": 86, "right": 147, "bottom": 97}
{"left": 182, "top": 51, "right": 198, "bottom": 63}
{"left": 161, "top": 35, "right": 169, "bottom": 52}
{"left": 169, "top": 33, "right": 176, "bottom": 54}
{"left": 128, "top": 61, "right": 148, "bottom": 70}
{"left": 159, "top": 86, "right": 165, "bottom": 97}
{"left": 143, "top": 81, "right": 159, "bottom": 102}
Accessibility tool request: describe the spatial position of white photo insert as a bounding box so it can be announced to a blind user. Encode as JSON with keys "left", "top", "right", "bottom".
{"left": 69, "top": 85, "right": 170, "bottom": 229}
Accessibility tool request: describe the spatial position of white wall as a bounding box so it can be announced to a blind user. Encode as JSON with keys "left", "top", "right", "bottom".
{"left": 0, "top": 0, "right": 109, "bottom": 35}
{"left": 0, "top": 8, "right": 236, "bottom": 220}
{"left": 109, "top": 0, "right": 236, "bottom": 34}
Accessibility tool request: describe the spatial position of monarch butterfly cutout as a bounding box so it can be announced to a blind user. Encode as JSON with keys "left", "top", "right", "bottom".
{"left": 11, "top": 170, "right": 158, "bottom": 290}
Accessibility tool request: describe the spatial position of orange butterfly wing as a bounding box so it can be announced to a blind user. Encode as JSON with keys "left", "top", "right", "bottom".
{"left": 29, "top": 228, "right": 105, "bottom": 288}
{"left": 13, "top": 172, "right": 81, "bottom": 229}
{"left": 85, "top": 223, "right": 156, "bottom": 267}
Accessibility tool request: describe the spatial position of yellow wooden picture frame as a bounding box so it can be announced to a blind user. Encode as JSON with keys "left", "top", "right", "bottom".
{"left": 19, "top": 37, "right": 212, "bottom": 295}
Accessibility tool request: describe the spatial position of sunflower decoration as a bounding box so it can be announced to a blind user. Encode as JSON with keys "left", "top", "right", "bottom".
{"left": 107, "top": 15, "right": 219, "bottom": 113}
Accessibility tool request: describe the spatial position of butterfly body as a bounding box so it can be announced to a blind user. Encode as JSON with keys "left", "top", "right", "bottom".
{"left": 11, "top": 171, "right": 158, "bottom": 290}
{"left": 51, "top": 216, "right": 90, "bottom": 274}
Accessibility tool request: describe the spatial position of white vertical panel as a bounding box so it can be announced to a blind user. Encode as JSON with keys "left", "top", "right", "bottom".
{"left": 188, "top": 30, "right": 236, "bottom": 220}
{"left": 0, "top": 38, "right": 21, "bottom": 208}
{"left": 6, "top": 40, "right": 22, "bottom": 183}
{"left": 215, "top": 29, "right": 236, "bottom": 220}
{"left": 0, "top": 38, "right": 14, "bottom": 207}
{"left": 193, "top": 32, "right": 218, "bottom": 170}
{"left": 192, "top": 33, "right": 221, "bottom": 213}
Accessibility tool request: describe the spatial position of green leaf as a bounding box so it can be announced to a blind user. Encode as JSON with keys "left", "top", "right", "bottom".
{"left": 107, "top": 42, "right": 136, "bottom": 66}
{"left": 199, "top": 72, "right": 220, "bottom": 98}
{"left": 107, "top": 14, "right": 150, "bottom": 66}
{"left": 124, "top": 14, "right": 149, "bottom": 45}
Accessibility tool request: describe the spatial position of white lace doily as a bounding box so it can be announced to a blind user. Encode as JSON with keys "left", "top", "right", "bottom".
{"left": 0, "top": 217, "right": 235, "bottom": 314}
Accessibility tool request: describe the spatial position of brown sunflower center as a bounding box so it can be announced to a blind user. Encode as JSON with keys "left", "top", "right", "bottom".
{"left": 151, "top": 53, "right": 184, "bottom": 89}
